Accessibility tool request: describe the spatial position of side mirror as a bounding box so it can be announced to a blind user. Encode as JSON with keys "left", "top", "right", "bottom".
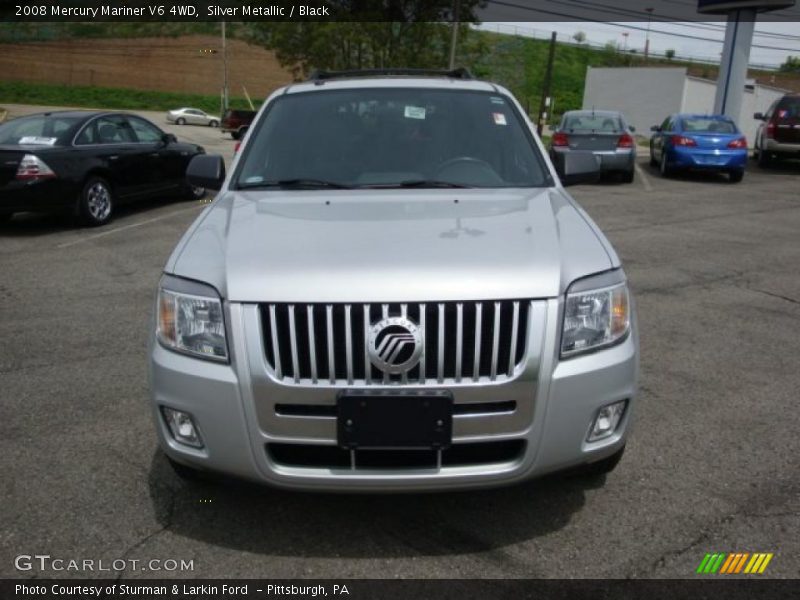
{"left": 650, "top": 125, "right": 661, "bottom": 132}
{"left": 559, "top": 152, "right": 601, "bottom": 187}
{"left": 753, "top": 112, "right": 765, "bottom": 121}
{"left": 629, "top": 125, "right": 636, "bottom": 132}
{"left": 162, "top": 133, "right": 178, "bottom": 145}
{"left": 186, "top": 154, "right": 225, "bottom": 191}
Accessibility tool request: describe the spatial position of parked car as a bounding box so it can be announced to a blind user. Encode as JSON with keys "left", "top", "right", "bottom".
{"left": 150, "top": 69, "right": 639, "bottom": 491}
{"left": 166, "top": 107, "right": 220, "bottom": 127}
{"left": 649, "top": 113, "right": 747, "bottom": 183}
{"left": 221, "top": 108, "right": 256, "bottom": 140}
{"left": 549, "top": 110, "right": 636, "bottom": 183}
{"left": 753, "top": 94, "right": 800, "bottom": 167}
{"left": 0, "top": 111, "right": 206, "bottom": 226}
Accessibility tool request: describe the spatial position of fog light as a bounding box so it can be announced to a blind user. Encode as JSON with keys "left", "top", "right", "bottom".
{"left": 588, "top": 400, "right": 627, "bottom": 442}
{"left": 162, "top": 407, "right": 203, "bottom": 448}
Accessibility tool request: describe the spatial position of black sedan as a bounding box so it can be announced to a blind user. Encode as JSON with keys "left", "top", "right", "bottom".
{"left": 0, "top": 111, "right": 206, "bottom": 226}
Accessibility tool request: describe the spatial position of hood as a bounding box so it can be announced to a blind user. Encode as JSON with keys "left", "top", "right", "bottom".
{"left": 167, "top": 188, "right": 616, "bottom": 303}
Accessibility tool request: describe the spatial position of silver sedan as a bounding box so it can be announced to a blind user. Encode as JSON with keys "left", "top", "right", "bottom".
{"left": 550, "top": 110, "right": 637, "bottom": 183}
{"left": 166, "top": 107, "right": 220, "bottom": 127}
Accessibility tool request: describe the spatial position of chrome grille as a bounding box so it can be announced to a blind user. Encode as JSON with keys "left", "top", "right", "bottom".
{"left": 260, "top": 301, "right": 529, "bottom": 386}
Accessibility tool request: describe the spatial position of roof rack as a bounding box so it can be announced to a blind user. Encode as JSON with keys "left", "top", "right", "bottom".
{"left": 307, "top": 67, "right": 473, "bottom": 83}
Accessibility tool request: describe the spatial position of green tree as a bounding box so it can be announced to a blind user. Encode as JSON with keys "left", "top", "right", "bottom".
{"left": 572, "top": 31, "right": 586, "bottom": 44}
{"left": 249, "top": 1, "right": 485, "bottom": 79}
{"left": 779, "top": 55, "right": 800, "bottom": 73}
{"left": 665, "top": 48, "right": 676, "bottom": 60}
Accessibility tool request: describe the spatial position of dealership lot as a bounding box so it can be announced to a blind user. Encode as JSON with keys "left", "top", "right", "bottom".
{"left": 1, "top": 112, "right": 798, "bottom": 580}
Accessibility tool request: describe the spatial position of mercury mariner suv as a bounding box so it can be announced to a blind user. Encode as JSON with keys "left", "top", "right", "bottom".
{"left": 149, "top": 69, "right": 639, "bottom": 491}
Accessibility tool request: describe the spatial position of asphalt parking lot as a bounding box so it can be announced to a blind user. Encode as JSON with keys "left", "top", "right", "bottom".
{"left": 1, "top": 115, "right": 798, "bottom": 579}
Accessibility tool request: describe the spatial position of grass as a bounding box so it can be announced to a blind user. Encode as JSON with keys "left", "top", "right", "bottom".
{"left": 0, "top": 80, "right": 258, "bottom": 114}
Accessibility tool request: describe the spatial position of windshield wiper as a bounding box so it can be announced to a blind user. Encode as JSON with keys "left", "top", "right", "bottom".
{"left": 397, "top": 179, "right": 470, "bottom": 188}
{"left": 237, "top": 178, "right": 352, "bottom": 190}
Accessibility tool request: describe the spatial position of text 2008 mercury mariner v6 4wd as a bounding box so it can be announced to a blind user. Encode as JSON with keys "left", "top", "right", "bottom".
{"left": 149, "top": 69, "right": 639, "bottom": 491}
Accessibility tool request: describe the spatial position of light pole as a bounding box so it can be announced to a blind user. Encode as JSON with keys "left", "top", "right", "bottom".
{"left": 448, "top": 0, "right": 460, "bottom": 70}
{"left": 644, "top": 8, "right": 654, "bottom": 62}
{"left": 222, "top": 21, "right": 229, "bottom": 113}
{"left": 621, "top": 32, "right": 629, "bottom": 53}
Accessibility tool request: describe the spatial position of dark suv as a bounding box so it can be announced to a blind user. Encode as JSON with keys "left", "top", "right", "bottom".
{"left": 754, "top": 94, "right": 800, "bottom": 167}
{"left": 221, "top": 109, "right": 256, "bottom": 140}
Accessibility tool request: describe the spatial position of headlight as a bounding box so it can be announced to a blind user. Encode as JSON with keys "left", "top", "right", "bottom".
{"left": 156, "top": 276, "right": 228, "bottom": 362}
{"left": 561, "top": 272, "right": 630, "bottom": 358}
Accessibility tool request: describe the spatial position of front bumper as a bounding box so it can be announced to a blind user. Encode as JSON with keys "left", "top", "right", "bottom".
{"left": 669, "top": 147, "right": 747, "bottom": 170}
{"left": 149, "top": 299, "right": 638, "bottom": 491}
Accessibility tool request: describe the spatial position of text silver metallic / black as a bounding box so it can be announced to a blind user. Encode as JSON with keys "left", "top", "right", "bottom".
{"left": 149, "top": 70, "right": 639, "bottom": 491}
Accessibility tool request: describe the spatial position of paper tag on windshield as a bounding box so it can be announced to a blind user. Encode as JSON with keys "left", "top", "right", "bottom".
{"left": 19, "top": 136, "right": 57, "bottom": 145}
{"left": 493, "top": 112, "right": 507, "bottom": 126}
{"left": 404, "top": 105, "right": 426, "bottom": 120}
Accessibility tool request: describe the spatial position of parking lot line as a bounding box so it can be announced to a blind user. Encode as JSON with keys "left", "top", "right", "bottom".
{"left": 56, "top": 205, "right": 201, "bottom": 249}
{"left": 635, "top": 164, "right": 653, "bottom": 192}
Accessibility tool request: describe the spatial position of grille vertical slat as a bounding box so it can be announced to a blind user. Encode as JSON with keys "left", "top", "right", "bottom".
{"left": 508, "top": 301, "right": 520, "bottom": 377}
{"left": 344, "top": 304, "right": 353, "bottom": 384}
{"left": 288, "top": 305, "right": 300, "bottom": 383}
{"left": 261, "top": 300, "right": 529, "bottom": 386}
{"left": 455, "top": 303, "right": 464, "bottom": 383}
{"left": 473, "top": 303, "right": 483, "bottom": 382}
{"left": 490, "top": 301, "right": 501, "bottom": 381}
{"left": 268, "top": 304, "right": 282, "bottom": 380}
{"left": 437, "top": 303, "right": 445, "bottom": 383}
{"left": 419, "top": 303, "right": 427, "bottom": 384}
{"left": 326, "top": 305, "right": 335, "bottom": 384}
{"left": 363, "top": 304, "right": 371, "bottom": 386}
{"left": 307, "top": 305, "right": 318, "bottom": 383}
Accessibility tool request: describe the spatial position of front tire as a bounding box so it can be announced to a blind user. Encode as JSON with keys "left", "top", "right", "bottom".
{"left": 176, "top": 117, "right": 186, "bottom": 126}
{"left": 208, "top": 120, "right": 219, "bottom": 128}
{"left": 757, "top": 144, "right": 772, "bottom": 168}
{"left": 79, "top": 176, "right": 114, "bottom": 226}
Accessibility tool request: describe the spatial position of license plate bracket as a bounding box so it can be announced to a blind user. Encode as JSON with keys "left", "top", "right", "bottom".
{"left": 337, "top": 391, "right": 453, "bottom": 450}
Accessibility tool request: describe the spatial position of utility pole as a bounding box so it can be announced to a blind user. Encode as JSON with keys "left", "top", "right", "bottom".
{"left": 537, "top": 31, "right": 556, "bottom": 136}
{"left": 222, "top": 21, "right": 229, "bottom": 113}
{"left": 644, "top": 8, "right": 654, "bottom": 62}
{"left": 448, "top": 0, "right": 460, "bottom": 70}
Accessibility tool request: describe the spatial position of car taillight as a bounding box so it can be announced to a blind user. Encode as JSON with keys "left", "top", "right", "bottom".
{"left": 727, "top": 137, "right": 747, "bottom": 149}
{"left": 552, "top": 132, "right": 569, "bottom": 147}
{"left": 766, "top": 121, "right": 775, "bottom": 139}
{"left": 617, "top": 133, "right": 634, "bottom": 148}
{"left": 234, "top": 141, "right": 241, "bottom": 153}
{"left": 671, "top": 135, "right": 697, "bottom": 147}
{"left": 15, "top": 154, "right": 56, "bottom": 181}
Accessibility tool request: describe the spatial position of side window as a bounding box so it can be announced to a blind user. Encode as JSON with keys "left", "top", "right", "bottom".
{"left": 90, "top": 116, "right": 136, "bottom": 144}
{"left": 126, "top": 117, "right": 163, "bottom": 143}
{"left": 75, "top": 121, "right": 97, "bottom": 145}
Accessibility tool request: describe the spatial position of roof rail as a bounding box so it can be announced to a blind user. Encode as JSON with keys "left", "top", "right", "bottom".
{"left": 307, "top": 67, "right": 473, "bottom": 82}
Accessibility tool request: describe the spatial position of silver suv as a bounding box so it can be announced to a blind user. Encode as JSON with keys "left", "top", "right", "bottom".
{"left": 149, "top": 69, "right": 639, "bottom": 491}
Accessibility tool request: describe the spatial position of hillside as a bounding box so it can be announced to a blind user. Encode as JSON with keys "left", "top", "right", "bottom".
{"left": 1, "top": 22, "right": 796, "bottom": 117}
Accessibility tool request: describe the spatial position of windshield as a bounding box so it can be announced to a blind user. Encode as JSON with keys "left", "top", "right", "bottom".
{"left": 0, "top": 114, "right": 83, "bottom": 146}
{"left": 562, "top": 114, "right": 623, "bottom": 133}
{"left": 234, "top": 88, "right": 550, "bottom": 189}
{"left": 681, "top": 118, "right": 736, "bottom": 133}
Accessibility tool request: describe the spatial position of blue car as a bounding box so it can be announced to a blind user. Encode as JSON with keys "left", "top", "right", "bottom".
{"left": 649, "top": 114, "right": 748, "bottom": 183}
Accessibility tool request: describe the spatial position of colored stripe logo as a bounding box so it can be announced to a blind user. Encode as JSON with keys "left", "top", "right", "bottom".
{"left": 696, "top": 553, "right": 773, "bottom": 574}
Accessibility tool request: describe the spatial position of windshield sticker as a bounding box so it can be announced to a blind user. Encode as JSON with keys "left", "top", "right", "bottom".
{"left": 404, "top": 105, "right": 426, "bottom": 120}
{"left": 492, "top": 112, "right": 507, "bottom": 126}
{"left": 19, "top": 136, "right": 57, "bottom": 145}
{"left": 490, "top": 96, "right": 506, "bottom": 105}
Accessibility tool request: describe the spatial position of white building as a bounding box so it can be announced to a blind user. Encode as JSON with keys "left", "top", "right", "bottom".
{"left": 582, "top": 67, "right": 788, "bottom": 145}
